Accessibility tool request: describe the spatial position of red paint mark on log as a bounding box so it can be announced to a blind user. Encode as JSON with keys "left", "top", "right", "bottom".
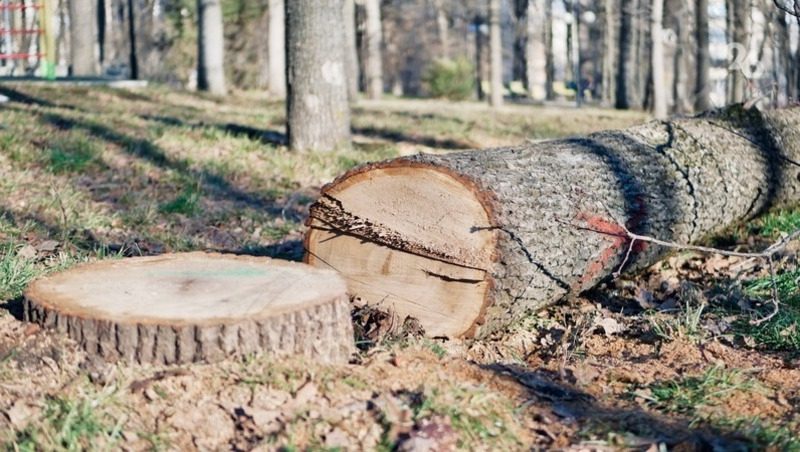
{"left": 574, "top": 212, "right": 648, "bottom": 289}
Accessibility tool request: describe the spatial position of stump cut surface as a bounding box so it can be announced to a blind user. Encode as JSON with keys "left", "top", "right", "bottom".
{"left": 24, "top": 252, "right": 354, "bottom": 364}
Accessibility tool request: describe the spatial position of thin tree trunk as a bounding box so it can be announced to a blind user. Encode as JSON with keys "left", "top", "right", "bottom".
{"left": 616, "top": 0, "right": 634, "bottom": 108}
{"left": 305, "top": 106, "right": 800, "bottom": 338}
{"left": 652, "top": 0, "right": 667, "bottom": 118}
{"left": 286, "top": 0, "right": 351, "bottom": 152}
{"left": 197, "top": 0, "right": 226, "bottom": 95}
{"left": 602, "top": 0, "right": 617, "bottom": 106}
{"left": 69, "top": 0, "right": 97, "bottom": 76}
{"left": 268, "top": 0, "right": 286, "bottom": 97}
{"left": 127, "top": 0, "right": 138, "bottom": 79}
{"left": 527, "top": 0, "right": 547, "bottom": 101}
{"left": 545, "top": 0, "right": 555, "bottom": 99}
{"left": 489, "top": 0, "right": 503, "bottom": 107}
{"left": 729, "top": 0, "right": 751, "bottom": 104}
{"left": 343, "top": 0, "right": 359, "bottom": 101}
{"left": 364, "top": 0, "right": 383, "bottom": 100}
{"left": 475, "top": 16, "right": 485, "bottom": 100}
{"left": 695, "top": 0, "right": 711, "bottom": 111}
{"left": 433, "top": 0, "right": 449, "bottom": 59}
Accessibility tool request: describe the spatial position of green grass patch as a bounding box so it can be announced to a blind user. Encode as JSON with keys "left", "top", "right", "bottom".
{"left": 735, "top": 269, "right": 800, "bottom": 352}
{"left": 639, "top": 366, "right": 755, "bottom": 416}
{"left": 46, "top": 134, "right": 102, "bottom": 174}
{"left": 752, "top": 207, "right": 800, "bottom": 238}
{"left": 715, "top": 418, "right": 800, "bottom": 451}
{"left": 10, "top": 392, "right": 125, "bottom": 451}
{"left": 632, "top": 366, "right": 800, "bottom": 449}
{"left": 159, "top": 185, "right": 201, "bottom": 216}
{"left": 0, "top": 244, "right": 37, "bottom": 300}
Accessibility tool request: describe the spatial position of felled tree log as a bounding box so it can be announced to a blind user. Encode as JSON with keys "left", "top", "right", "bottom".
{"left": 305, "top": 107, "right": 800, "bottom": 338}
{"left": 24, "top": 253, "right": 354, "bottom": 364}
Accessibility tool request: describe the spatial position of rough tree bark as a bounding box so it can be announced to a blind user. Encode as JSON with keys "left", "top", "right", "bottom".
{"left": 433, "top": 0, "right": 450, "bottom": 59}
{"left": 544, "top": 0, "right": 555, "bottom": 100}
{"left": 343, "top": 0, "right": 360, "bottom": 101}
{"left": 602, "top": 0, "right": 617, "bottom": 106}
{"left": 651, "top": 0, "right": 667, "bottom": 118}
{"left": 305, "top": 106, "right": 800, "bottom": 338}
{"left": 364, "top": 0, "right": 383, "bottom": 100}
{"left": 527, "top": 0, "right": 547, "bottom": 101}
{"left": 728, "top": 0, "right": 752, "bottom": 104}
{"left": 69, "top": 0, "right": 97, "bottom": 76}
{"left": 695, "top": 0, "right": 712, "bottom": 111}
{"left": 268, "top": 0, "right": 286, "bottom": 97}
{"left": 286, "top": 0, "right": 351, "bottom": 152}
{"left": 489, "top": 0, "right": 503, "bottom": 107}
{"left": 24, "top": 253, "right": 354, "bottom": 364}
{"left": 197, "top": 0, "right": 227, "bottom": 95}
{"left": 615, "top": 0, "right": 636, "bottom": 108}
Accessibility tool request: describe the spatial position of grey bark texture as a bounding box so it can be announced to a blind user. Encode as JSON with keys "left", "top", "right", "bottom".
{"left": 306, "top": 106, "right": 800, "bottom": 337}
{"left": 286, "top": 0, "right": 352, "bottom": 152}
{"left": 602, "top": 0, "right": 617, "bottom": 106}
{"left": 728, "top": 0, "right": 751, "bottom": 104}
{"left": 615, "top": 0, "right": 635, "bottom": 108}
{"left": 694, "top": 0, "right": 712, "bottom": 111}
{"left": 526, "top": 0, "right": 547, "bottom": 101}
{"left": 489, "top": 0, "right": 503, "bottom": 107}
{"left": 651, "top": 0, "right": 667, "bottom": 118}
{"left": 197, "top": 0, "right": 227, "bottom": 95}
{"left": 268, "top": 0, "right": 286, "bottom": 97}
{"left": 69, "top": 0, "right": 97, "bottom": 76}
{"left": 433, "top": 0, "right": 450, "bottom": 59}
{"left": 364, "top": 0, "right": 383, "bottom": 100}
{"left": 343, "top": 0, "right": 360, "bottom": 101}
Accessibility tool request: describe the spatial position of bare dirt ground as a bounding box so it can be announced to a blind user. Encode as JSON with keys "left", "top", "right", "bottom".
{"left": 0, "top": 85, "right": 798, "bottom": 450}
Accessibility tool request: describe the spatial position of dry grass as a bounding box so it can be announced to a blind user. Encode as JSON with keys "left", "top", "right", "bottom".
{"left": 2, "top": 84, "right": 798, "bottom": 451}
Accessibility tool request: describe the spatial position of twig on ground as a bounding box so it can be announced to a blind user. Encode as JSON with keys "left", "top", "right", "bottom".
{"left": 566, "top": 211, "right": 800, "bottom": 326}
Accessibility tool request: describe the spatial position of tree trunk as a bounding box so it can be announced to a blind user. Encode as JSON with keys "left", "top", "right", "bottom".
{"left": 526, "top": 0, "right": 547, "bottom": 101}
{"left": 364, "top": 0, "right": 383, "bottom": 100}
{"left": 433, "top": 0, "right": 449, "bottom": 59}
{"left": 127, "top": 0, "right": 138, "bottom": 79}
{"left": 268, "top": 0, "right": 286, "bottom": 97}
{"left": 651, "top": 0, "right": 667, "bottom": 118}
{"left": 197, "top": 0, "right": 227, "bottom": 95}
{"left": 695, "top": 0, "right": 711, "bottom": 111}
{"left": 602, "top": 0, "right": 617, "bottom": 106}
{"left": 343, "top": 0, "right": 360, "bottom": 101}
{"left": 615, "top": 0, "right": 635, "bottom": 108}
{"left": 305, "top": 106, "right": 800, "bottom": 338}
{"left": 728, "top": 0, "right": 751, "bottom": 104}
{"left": 489, "top": 0, "right": 503, "bottom": 107}
{"left": 286, "top": 0, "right": 351, "bottom": 152}
{"left": 545, "top": 0, "right": 555, "bottom": 100}
{"left": 69, "top": 0, "right": 97, "bottom": 76}
{"left": 24, "top": 253, "right": 354, "bottom": 364}
{"left": 475, "top": 16, "right": 485, "bottom": 100}
{"left": 512, "top": 0, "right": 527, "bottom": 84}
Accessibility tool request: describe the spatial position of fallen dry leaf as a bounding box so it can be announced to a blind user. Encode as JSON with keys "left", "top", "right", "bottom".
{"left": 595, "top": 317, "right": 624, "bottom": 337}
{"left": 36, "top": 240, "right": 60, "bottom": 253}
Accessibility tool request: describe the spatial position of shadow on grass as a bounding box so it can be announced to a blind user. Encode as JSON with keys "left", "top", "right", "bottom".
{"left": 483, "top": 362, "right": 772, "bottom": 449}
{"left": 352, "top": 125, "right": 476, "bottom": 150}
{"left": 141, "top": 114, "right": 288, "bottom": 146}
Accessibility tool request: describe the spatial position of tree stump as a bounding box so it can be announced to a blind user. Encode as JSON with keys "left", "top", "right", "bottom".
{"left": 23, "top": 253, "right": 354, "bottom": 365}
{"left": 305, "top": 106, "right": 800, "bottom": 338}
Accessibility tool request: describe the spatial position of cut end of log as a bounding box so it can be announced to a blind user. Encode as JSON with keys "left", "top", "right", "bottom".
{"left": 305, "top": 162, "right": 496, "bottom": 338}
{"left": 24, "top": 252, "right": 355, "bottom": 365}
